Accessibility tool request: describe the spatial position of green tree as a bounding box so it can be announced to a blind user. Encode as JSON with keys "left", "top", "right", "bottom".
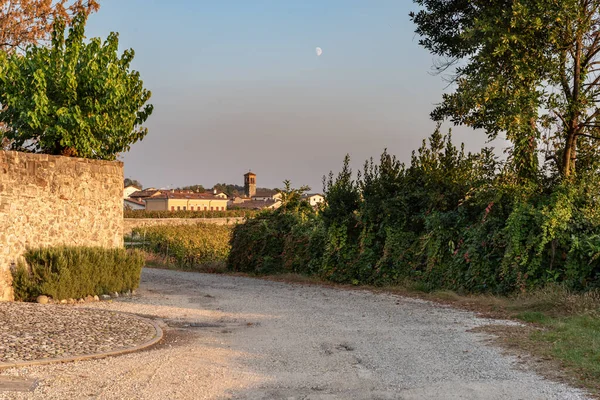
{"left": 213, "top": 183, "right": 244, "bottom": 197}
{"left": 124, "top": 178, "right": 142, "bottom": 189}
{"left": 179, "top": 185, "right": 206, "bottom": 193}
{"left": 0, "top": 12, "right": 153, "bottom": 160}
{"left": 411, "top": 0, "right": 600, "bottom": 179}
{"left": 276, "top": 180, "right": 312, "bottom": 215}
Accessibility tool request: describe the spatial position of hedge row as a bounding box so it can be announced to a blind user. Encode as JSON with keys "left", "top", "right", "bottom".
{"left": 124, "top": 209, "right": 257, "bottom": 219}
{"left": 12, "top": 247, "right": 144, "bottom": 301}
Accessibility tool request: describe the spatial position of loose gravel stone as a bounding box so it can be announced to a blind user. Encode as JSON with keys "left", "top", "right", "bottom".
{"left": 35, "top": 297, "right": 48, "bottom": 305}
{"left": 0, "top": 303, "right": 157, "bottom": 364}
{"left": 0, "top": 269, "right": 589, "bottom": 399}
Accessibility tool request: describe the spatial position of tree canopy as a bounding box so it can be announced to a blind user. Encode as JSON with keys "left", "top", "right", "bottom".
{"left": 0, "top": 0, "right": 99, "bottom": 52}
{"left": 124, "top": 178, "right": 143, "bottom": 189}
{"left": 411, "top": 0, "right": 600, "bottom": 179}
{"left": 0, "top": 12, "right": 153, "bottom": 160}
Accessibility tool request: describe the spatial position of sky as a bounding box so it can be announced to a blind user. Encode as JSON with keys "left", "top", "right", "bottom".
{"left": 85, "top": 0, "right": 500, "bottom": 191}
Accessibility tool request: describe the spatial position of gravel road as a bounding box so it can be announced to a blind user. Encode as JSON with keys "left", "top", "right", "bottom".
{"left": 0, "top": 268, "right": 590, "bottom": 399}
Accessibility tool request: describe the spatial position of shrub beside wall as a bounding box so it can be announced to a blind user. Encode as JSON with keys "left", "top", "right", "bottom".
{"left": 12, "top": 247, "right": 144, "bottom": 301}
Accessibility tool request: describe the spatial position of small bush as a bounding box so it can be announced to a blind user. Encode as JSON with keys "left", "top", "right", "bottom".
{"left": 134, "top": 224, "right": 231, "bottom": 269}
{"left": 12, "top": 247, "right": 144, "bottom": 301}
{"left": 124, "top": 209, "right": 256, "bottom": 219}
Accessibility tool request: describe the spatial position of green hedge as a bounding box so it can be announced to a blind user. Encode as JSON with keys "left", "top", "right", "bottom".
{"left": 12, "top": 247, "right": 145, "bottom": 301}
{"left": 124, "top": 210, "right": 257, "bottom": 219}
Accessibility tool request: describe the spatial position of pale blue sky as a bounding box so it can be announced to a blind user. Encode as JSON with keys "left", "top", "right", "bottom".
{"left": 86, "top": 0, "right": 494, "bottom": 190}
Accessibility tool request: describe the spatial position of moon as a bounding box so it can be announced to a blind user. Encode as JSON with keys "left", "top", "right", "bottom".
{"left": 315, "top": 47, "right": 323, "bottom": 57}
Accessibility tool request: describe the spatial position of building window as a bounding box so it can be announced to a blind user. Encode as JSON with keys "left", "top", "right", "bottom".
{"left": 190, "top": 206, "right": 194, "bottom": 211}
{"left": 210, "top": 207, "right": 214, "bottom": 211}
{"left": 204, "top": 207, "right": 207, "bottom": 211}
{"left": 177, "top": 206, "right": 181, "bottom": 211}
{"left": 171, "top": 206, "right": 175, "bottom": 211}
{"left": 221, "top": 207, "right": 225, "bottom": 211}
{"left": 183, "top": 206, "right": 187, "bottom": 211}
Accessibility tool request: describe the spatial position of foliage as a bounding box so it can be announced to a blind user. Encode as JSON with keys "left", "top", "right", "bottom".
{"left": 0, "top": 0, "right": 99, "bottom": 52}
{"left": 124, "top": 178, "right": 143, "bottom": 189}
{"left": 0, "top": 12, "right": 153, "bottom": 160}
{"left": 228, "top": 128, "right": 600, "bottom": 294}
{"left": 227, "top": 182, "right": 316, "bottom": 274}
{"left": 411, "top": 0, "right": 600, "bottom": 179}
{"left": 178, "top": 184, "right": 205, "bottom": 193}
{"left": 134, "top": 224, "right": 232, "bottom": 269}
{"left": 124, "top": 209, "right": 257, "bottom": 219}
{"left": 12, "top": 246, "right": 144, "bottom": 301}
{"left": 212, "top": 182, "right": 275, "bottom": 197}
{"left": 212, "top": 183, "right": 245, "bottom": 197}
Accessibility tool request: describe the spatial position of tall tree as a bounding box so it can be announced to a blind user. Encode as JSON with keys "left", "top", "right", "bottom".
{"left": 0, "top": 12, "right": 153, "bottom": 160}
{"left": 0, "top": 0, "right": 99, "bottom": 52}
{"left": 411, "top": 0, "right": 600, "bottom": 179}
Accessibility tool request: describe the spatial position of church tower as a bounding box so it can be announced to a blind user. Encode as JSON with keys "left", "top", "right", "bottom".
{"left": 244, "top": 171, "right": 256, "bottom": 198}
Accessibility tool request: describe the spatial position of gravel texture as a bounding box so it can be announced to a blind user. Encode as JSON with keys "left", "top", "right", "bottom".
{"left": 0, "top": 268, "right": 591, "bottom": 399}
{"left": 0, "top": 303, "right": 157, "bottom": 363}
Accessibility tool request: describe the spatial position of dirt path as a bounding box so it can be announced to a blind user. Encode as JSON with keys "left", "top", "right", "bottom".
{"left": 0, "top": 269, "right": 590, "bottom": 399}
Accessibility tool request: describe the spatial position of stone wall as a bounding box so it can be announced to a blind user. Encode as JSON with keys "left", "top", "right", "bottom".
{"left": 124, "top": 217, "right": 244, "bottom": 235}
{"left": 0, "top": 151, "right": 123, "bottom": 301}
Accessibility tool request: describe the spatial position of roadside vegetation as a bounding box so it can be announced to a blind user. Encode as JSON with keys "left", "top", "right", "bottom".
{"left": 225, "top": 130, "right": 600, "bottom": 391}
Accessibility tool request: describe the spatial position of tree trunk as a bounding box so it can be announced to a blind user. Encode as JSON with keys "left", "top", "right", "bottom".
{"left": 563, "top": 31, "right": 583, "bottom": 179}
{"left": 562, "top": 129, "right": 577, "bottom": 178}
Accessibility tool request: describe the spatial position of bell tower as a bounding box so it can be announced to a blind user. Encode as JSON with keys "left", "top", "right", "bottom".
{"left": 244, "top": 171, "right": 256, "bottom": 198}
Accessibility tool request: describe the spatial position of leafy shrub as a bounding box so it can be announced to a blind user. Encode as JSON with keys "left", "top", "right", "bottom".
{"left": 227, "top": 127, "right": 600, "bottom": 294}
{"left": 12, "top": 247, "right": 144, "bottom": 301}
{"left": 228, "top": 183, "right": 316, "bottom": 275}
{"left": 124, "top": 210, "right": 257, "bottom": 219}
{"left": 135, "top": 224, "right": 231, "bottom": 269}
{"left": 228, "top": 211, "right": 303, "bottom": 274}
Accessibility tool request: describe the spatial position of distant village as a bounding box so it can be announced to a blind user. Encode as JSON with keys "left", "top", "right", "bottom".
{"left": 123, "top": 171, "right": 324, "bottom": 211}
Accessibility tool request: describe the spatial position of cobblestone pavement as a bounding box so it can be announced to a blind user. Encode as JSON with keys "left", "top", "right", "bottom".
{"left": 0, "top": 302, "right": 158, "bottom": 364}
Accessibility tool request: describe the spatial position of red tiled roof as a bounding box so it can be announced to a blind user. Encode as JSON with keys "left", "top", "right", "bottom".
{"left": 253, "top": 190, "right": 277, "bottom": 198}
{"left": 145, "top": 191, "right": 227, "bottom": 200}
{"left": 124, "top": 198, "right": 145, "bottom": 206}
{"left": 232, "top": 200, "right": 278, "bottom": 210}
{"left": 129, "top": 190, "right": 161, "bottom": 199}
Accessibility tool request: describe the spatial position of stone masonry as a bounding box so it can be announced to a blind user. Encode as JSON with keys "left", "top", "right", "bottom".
{"left": 0, "top": 151, "right": 124, "bottom": 301}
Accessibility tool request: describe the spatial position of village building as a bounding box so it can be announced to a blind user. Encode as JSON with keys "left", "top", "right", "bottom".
{"left": 303, "top": 193, "right": 325, "bottom": 207}
{"left": 228, "top": 171, "right": 282, "bottom": 210}
{"left": 124, "top": 197, "right": 146, "bottom": 210}
{"left": 124, "top": 184, "right": 142, "bottom": 199}
{"left": 145, "top": 190, "right": 229, "bottom": 211}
